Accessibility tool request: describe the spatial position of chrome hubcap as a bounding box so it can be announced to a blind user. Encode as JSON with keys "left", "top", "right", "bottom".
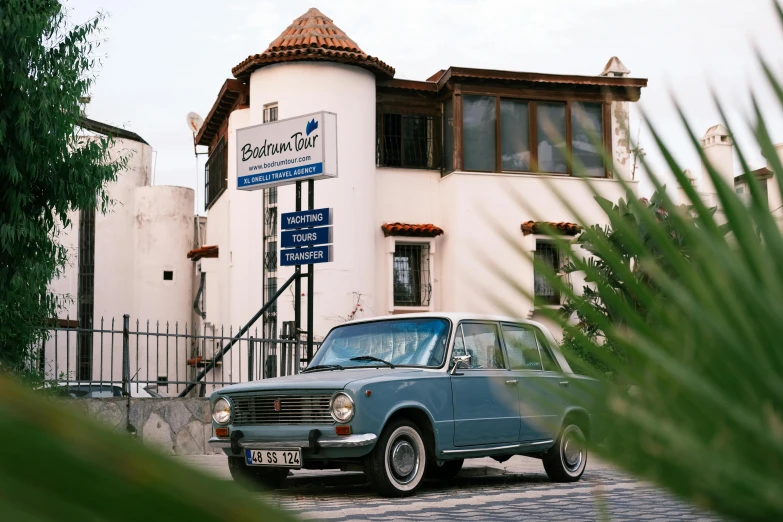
{"left": 562, "top": 431, "right": 584, "bottom": 472}
{"left": 391, "top": 440, "right": 416, "bottom": 477}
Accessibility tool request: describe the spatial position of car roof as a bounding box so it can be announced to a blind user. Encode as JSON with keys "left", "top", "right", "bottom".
{"left": 343, "top": 312, "right": 536, "bottom": 326}
{"left": 336, "top": 312, "right": 574, "bottom": 374}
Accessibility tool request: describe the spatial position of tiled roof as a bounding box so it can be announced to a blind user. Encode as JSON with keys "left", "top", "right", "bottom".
{"left": 520, "top": 221, "right": 582, "bottom": 236}
{"left": 232, "top": 8, "right": 394, "bottom": 81}
{"left": 381, "top": 223, "right": 444, "bottom": 238}
{"left": 187, "top": 245, "right": 219, "bottom": 261}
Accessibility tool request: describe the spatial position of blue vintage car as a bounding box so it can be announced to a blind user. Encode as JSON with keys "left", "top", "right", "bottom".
{"left": 209, "top": 313, "right": 603, "bottom": 496}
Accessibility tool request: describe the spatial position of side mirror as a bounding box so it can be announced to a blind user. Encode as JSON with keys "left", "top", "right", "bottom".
{"left": 449, "top": 355, "right": 471, "bottom": 375}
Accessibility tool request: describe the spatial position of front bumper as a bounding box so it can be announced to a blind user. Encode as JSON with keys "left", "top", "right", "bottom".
{"left": 209, "top": 433, "right": 377, "bottom": 450}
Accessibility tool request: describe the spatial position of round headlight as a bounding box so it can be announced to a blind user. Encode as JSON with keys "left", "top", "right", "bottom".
{"left": 330, "top": 392, "right": 354, "bottom": 423}
{"left": 212, "top": 397, "right": 232, "bottom": 425}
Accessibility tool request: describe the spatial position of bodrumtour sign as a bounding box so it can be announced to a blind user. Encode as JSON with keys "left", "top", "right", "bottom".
{"left": 236, "top": 111, "right": 337, "bottom": 190}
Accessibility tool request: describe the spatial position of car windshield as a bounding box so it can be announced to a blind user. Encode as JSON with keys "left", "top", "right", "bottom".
{"left": 309, "top": 318, "right": 451, "bottom": 369}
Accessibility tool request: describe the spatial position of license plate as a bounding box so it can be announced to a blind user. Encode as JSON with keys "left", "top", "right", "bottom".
{"left": 245, "top": 448, "right": 301, "bottom": 468}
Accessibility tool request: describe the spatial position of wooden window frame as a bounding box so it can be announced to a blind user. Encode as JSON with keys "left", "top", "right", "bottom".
{"left": 454, "top": 87, "right": 613, "bottom": 179}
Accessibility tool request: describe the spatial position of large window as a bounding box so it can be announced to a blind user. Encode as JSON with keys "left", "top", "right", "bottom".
{"left": 571, "top": 102, "right": 605, "bottom": 178}
{"left": 447, "top": 95, "right": 607, "bottom": 177}
{"left": 443, "top": 99, "right": 454, "bottom": 172}
{"left": 463, "top": 96, "right": 496, "bottom": 171}
{"left": 377, "top": 113, "right": 439, "bottom": 169}
{"left": 393, "top": 243, "right": 431, "bottom": 307}
{"left": 500, "top": 99, "right": 530, "bottom": 171}
{"left": 534, "top": 241, "right": 561, "bottom": 305}
{"left": 537, "top": 102, "right": 567, "bottom": 174}
{"left": 204, "top": 137, "right": 227, "bottom": 209}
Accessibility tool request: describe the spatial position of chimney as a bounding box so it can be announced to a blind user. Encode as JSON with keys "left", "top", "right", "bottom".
{"left": 600, "top": 56, "right": 630, "bottom": 78}
{"left": 600, "top": 57, "right": 632, "bottom": 179}
{"left": 700, "top": 124, "right": 734, "bottom": 198}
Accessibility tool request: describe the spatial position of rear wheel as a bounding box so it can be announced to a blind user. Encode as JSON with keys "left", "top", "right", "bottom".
{"left": 365, "top": 419, "right": 427, "bottom": 497}
{"left": 228, "top": 456, "right": 289, "bottom": 489}
{"left": 426, "top": 459, "right": 463, "bottom": 480}
{"left": 543, "top": 424, "right": 587, "bottom": 482}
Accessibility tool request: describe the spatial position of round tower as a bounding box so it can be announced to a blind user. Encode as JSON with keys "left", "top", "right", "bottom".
{"left": 232, "top": 8, "right": 394, "bottom": 337}
{"left": 700, "top": 124, "right": 734, "bottom": 198}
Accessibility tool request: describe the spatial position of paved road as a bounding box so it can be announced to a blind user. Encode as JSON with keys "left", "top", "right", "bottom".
{"left": 179, "top": 455, "right": 720, "bottom": 521}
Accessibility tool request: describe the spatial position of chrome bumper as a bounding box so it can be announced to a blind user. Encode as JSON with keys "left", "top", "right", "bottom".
{"left": 208, "top": 433, "right": 377, "bottom": 450}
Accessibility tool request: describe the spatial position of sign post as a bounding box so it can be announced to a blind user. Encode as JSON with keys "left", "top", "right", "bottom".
{"left": 236, "top": 111, "right": 337, "bottom": 366}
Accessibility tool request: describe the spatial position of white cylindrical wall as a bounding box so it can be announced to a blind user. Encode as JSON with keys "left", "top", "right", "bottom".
{"left": 131, "top": 185, "right": 194, "bottom": 386}
{"left": 94, "top": 139, "right": 152, "bottom": 323}
{"left": 133, "top": 186, "right": 194, "bottom": 325}
{"left": 246, "top": 62, "right": 377, "bottom": 339}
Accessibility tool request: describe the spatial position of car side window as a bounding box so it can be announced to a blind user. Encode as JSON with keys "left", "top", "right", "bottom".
{"left": 501, "top": 324, "right": 543, "bottom": 371}
{"left": 460, "top": 323, "right": 505, "bottom": 369}
{"left": 537, "top": 332, "right": 560, "bottom": 372}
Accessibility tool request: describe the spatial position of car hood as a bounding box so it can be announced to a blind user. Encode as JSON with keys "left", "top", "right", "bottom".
{"left": 216, "top": 368, "right": 426, "bottom": 395}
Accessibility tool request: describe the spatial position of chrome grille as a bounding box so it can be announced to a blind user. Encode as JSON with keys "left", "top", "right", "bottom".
{"left": 228, "top": 393, "right": 335, "bottom": 426}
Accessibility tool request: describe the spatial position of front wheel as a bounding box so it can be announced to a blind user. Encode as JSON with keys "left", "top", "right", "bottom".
{"left": 365, "top": 419, "right": 428, "bottom": 497}
{"left": 543, "top": 424, "right": 587, "bottom": 482}
{"left": 228, "top": 456, "right": 288, "bottom": 489}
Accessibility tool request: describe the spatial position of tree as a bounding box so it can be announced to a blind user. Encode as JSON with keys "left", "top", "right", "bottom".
{"left": 0, "top": 1, "right": 124, "bottom": 376}
{"left": 558, "top": 190, "right": 705, "bottom": 381}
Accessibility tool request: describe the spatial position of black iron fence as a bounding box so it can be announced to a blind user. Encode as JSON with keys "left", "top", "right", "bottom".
{"left": 34, "top": 315, "right": 321, "bottom": 397}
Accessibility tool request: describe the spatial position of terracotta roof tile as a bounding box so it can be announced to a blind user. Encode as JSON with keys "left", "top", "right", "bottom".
{"left": 232, "top": 8, "right": 394, "bottom": 81}
{"left": 520, "top": 221, "right": 582, "bottom": 236}
{"left": 381, "top": 223, "right": 444, "bottom": 238}
{"left": 187, "top": 245, "right": 219, "bottom": 261}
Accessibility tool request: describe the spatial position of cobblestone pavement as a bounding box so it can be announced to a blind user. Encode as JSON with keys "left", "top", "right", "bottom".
{"left": 179, "top": 455, "right": 721, "bottom": 521}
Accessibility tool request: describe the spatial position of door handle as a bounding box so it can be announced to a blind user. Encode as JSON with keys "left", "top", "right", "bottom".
{"left": 505, "top": 380, "right": 518, "bottom": 385}
{"left": 558, "top": 381, "right": 569, "bottom": 387}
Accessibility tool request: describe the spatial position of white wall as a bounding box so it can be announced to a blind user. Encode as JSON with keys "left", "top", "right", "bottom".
{"left": 133, "top": 186, "right": 194, "bottom": 324}
{"left": 239, "top": 62, "right": 377, "bottom": 339}
{"left": 44, "top": 137, "right": 196, "bottom": 384}
{"left": 93, "top": 138, "right": 152, "bottom": 323}
{"left": 374, "top": 168, "right": 442, "bottom": 315}
{"left": 437, "top": 172, "right": 637, "bottom": 319}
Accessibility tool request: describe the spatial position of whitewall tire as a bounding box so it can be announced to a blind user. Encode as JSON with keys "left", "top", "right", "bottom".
{"left": 543, "top": 423, "right": 587, "bottom": 482}
{"left": 366, "top": 419, "right": 427, "bottom": 497}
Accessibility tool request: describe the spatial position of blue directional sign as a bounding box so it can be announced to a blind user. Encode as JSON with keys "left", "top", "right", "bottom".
{"left": 281, "top": 245, "right": 333, "bottom": 266}
{"left": 281, "top": 226, "right": 333, "bottom": 249}
{"left": 281, "top": 208, "right": 332, "bottom": 231}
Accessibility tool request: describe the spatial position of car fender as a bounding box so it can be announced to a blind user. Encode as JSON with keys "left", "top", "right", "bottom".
{"left": 380, "top": 400, "right": 444, "bottom": 452}
{"left": 559, "top": 405, "right": 592, "bottom": 440}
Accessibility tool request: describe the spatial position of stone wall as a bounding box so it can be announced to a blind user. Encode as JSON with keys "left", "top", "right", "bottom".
{"left": 72, "top": 398, "right": 222, "bottom": 456}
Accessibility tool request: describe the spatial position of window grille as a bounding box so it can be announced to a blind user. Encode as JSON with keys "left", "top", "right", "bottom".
{"left": 262, "top": 104, "right": 279, "bottom": 335}
{"left": 393, "top": 244, "right": 431, "bottom": 307}
{"left": 205, "top": 137, "right": 227, "bottom": 209}
{"left": 77, "top": 207, "right": 95, "bottom": 380}
{"left": 534, "top": 242, "right": 561, "bottom": 305}
{"left": 377, "top": 114, "right": 440, "bottom": 169}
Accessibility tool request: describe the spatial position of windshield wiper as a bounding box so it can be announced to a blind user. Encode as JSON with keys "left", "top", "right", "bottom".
{"left": 349, "top": 356, "right": 395, "bottom": 369}
{"left": 302, "top": 364, "right": 344, "bottom": 373}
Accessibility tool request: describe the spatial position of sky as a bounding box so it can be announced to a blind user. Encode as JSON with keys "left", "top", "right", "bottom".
{"left": 66, "top": 0, "right": 783, "bottom": 213}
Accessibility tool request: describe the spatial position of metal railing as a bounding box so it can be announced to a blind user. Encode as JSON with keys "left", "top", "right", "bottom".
{"left": 33, "top": 315, "right": 321, "bottom": 397}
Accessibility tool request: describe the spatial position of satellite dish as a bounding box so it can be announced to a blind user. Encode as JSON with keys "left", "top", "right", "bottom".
{"left": 186, "top": 112, "right": 204, "bottom": 134}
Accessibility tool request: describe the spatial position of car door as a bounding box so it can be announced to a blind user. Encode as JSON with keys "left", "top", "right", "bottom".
{"left": 500, "top": 323, "right": 566, "bottom": 442}
{"left": 450, "top": 321, "right": 521, "bottom": 447}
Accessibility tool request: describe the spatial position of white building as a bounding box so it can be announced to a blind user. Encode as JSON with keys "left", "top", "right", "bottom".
{"left": 677, "top": 124, "right": 783, "bottom": 224}
{"left": 46, "top": 119, "right": 197, "bottom": 384}
{"left": 192, "top": 7, "right": 648, "bottom": 350}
